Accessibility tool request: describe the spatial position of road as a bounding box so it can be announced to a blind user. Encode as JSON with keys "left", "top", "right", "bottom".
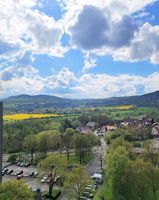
{"left": 86, "top": 137, "right": 108, "bottom": 176}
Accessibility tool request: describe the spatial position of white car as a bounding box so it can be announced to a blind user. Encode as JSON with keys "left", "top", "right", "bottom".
{"left": 41, "top": 176, "right": 48, "bottom": 183}
{"left": 91, "top": 173, "right": 103, "bottom": 183}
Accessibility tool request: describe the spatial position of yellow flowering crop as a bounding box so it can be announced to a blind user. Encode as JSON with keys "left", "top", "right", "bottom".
{"left": 115, "top": 105, "right": 134, "bottom": 110}
{"left": 4, "top": 113, "right": 64, "bottom": 121}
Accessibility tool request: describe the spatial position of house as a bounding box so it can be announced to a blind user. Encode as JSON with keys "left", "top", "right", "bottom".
{"left": 121, "top": 117, "right": 153, "bottom": 129}
{"left": 85, "top": 122, "right": 96, "bottom": 130}
{"left": 76, "top": 122, "right": 96, "bottom": 134}
{"left": 106, "top": 125, "right": 117, "bottom": 131}
{"left": 151, "top": 124, "right": 159, "bottom": 137}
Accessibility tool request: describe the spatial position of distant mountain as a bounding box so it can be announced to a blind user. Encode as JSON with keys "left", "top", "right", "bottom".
{"left": 2, "top": 91, "right": 159, "bottom": 113}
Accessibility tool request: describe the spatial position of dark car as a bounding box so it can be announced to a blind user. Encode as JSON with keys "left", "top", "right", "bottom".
{"left": 25, "top": 163, "right": 31, "bottom": 167}
{"left": 6, "top": 169, "right": 13, "bottom": 174}
{"left": 16, "top": 162, "right": 21, "bottom": 166}
{"left": 2, "top": 168, "right": 8, "bottom": 175}
{"left": 29, "top": 171, "right": 34, "bottom": 177}
{"left": 33, "top": 188, "right": 41, "bottom": 193}
{"left": 16, "top": 170, "right": 23, "bottom": 176}
{"left": 17, "top": 175, "right": 23, "bottom": 180}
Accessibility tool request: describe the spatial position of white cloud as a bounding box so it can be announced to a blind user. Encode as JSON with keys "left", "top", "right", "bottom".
{"left": 82, "top": 53, "right": 97, "bottom": 72}
{"left": 0, "top": 65, "right": 44, "bottom": 97}
{"left": 113, "top": 23, "right": 159, "bottom": 64}
{"left": 0, "top": 0, "right": 66, "bottom": 60}
{"left": 71, "top": 72, "right": 159, "bottom": 99}
{"left": 47, "top": 67, "right": 76, "bottom": 88}
{"left": 58, "top": 0, "right": 157, "bottom": 33}
{"left": 0, "top": 62, "right": 159, "bottom": 98}
{"left": 24, "top": 10, "right": 67, "bottom": 56}
{"left": 58, "top": 0, "right": 159, "bottom": 64}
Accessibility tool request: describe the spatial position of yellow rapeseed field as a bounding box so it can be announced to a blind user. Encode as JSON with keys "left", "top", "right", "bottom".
{"left": 4, "top": 113, "right": 64, "bottom": 121}
{"left": 115, "top": 105, "right": 134, "bottom": 110}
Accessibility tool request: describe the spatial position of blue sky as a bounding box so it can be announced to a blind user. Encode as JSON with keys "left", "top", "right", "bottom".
{"left": 0, "top": 0, "right": 159, "bottom": 99}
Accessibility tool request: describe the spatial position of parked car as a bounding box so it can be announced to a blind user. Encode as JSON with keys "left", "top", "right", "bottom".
{"left": 87, "top": 184, "right": 97, "bottom": 190}
{"left": 95, "top": 169, "right": 103, "bottom": 174}
{"left": 6, "top": 169, "right": 13, "bottom": 174}
{"left": 46, "top": 178, "right": 51, "bottom": 183}
{"left": 97, "top": 131, "right": 103, "bottom": 137}
{"left": 25, "top": 163, "right": 31, "bottom": 167}
{"left": 84, "top": 187, "right": 95, "bottom": 193}
{"left": 41, "top": 176, "right": 48, "bottom": 183}
{"left": 17, "top": 174, "right": 23, "bottom": 180}
{"left": 2, "top": 168, "right": 8, "bottom": 175}
{"left": 54, "top": 175, "right": 60, "bottom": 183}
{"left": 79, "top": 197, "right": 91, "bottom": 200}
{"left": 83, "top": 192, "right": 93, "bottom": 198}
{"left": 29, "top": 171, "right": 34, "bottom": 177}
{"left": 16, "top": 170, "right": 23, "bottom": 176}
{"left": 16, "top": 162, "right": 21, "bottom": 166}
{"left": 33, "top": 171, "right": 38, "bottom": 176}
{"left": 91, "top": 173, "right": 103, "bottom": 184}
{"left": 33, "top": 188, "right": 41, "bottom": 193}
{"left": 20, "top": 163, "right": 25, "bottom": 167}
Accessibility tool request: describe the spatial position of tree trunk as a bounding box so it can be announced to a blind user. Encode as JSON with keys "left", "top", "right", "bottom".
{"left": 49, "top": 172, "right": 56, "bottom": 198}
{"left": 66, "top": 149, "right": 70, "bottom": 164}
{"left": 153, "top": 189, "right": 157, "bottom": 200}
{"left": 30, "top": 149, "right": 34, "bottom": 163}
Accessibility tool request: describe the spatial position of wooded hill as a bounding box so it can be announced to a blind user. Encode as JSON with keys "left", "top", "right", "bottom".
{"left": 2, "top": 90, "right": 159, "bottom": 113}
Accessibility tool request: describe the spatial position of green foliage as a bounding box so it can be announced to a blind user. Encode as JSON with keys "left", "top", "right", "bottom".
{"left": 106, "top": 146, "right": 129, "bottom": 200}
{"left": 73, "top": 133, "right": 98, "bottom": 164}
{"left": 133, "top": 141, "right": 142, "bottom": 148}
{"left": 0, "top": 180, "right": 34, "bottom": 200}
{"left": 64, "top": 166, "right": 91, "bottom": 200}
{"left": 7, "top": 153, "right": 18, "bottom": 163}
{"left": 24, "top": 134, "right": 37, "bottom": 162}
{"left": 100, "top": 136, "right": 159, "bottom": 200}
{"left": 39, "top": 155, "right": 67, "bottom": 197}
{"left": 3, "top": 118, "right": 59, "bottom": 153}
{"left": 61, "top": 128, "right": 75, "bottom": 164}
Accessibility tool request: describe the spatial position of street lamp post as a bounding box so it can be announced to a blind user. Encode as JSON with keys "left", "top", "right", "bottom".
{"left": 0, "top": 102, "right": 3, "bottom": 183}
{"left": 100, "top": 154, "right": 103, "bottom": 170}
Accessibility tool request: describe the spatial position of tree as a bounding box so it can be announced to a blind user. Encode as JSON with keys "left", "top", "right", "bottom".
{"left": 61, "top": 128, "right": 75, "bottom": 164}
{"left": 106, "top": 146, "right": 129, "bottom": 200}
{"left": 59, "top": 119, "right": 73, "bottom": 133}
{"left": 37, "top": 131, "right": 51, "bottom": 156}
{"left": 109, "top": 137, "right": 132, "bottom": 153}
{"left": 90, "top": 114, "right": 110, "bottom": 126}
{"left": 78, "top": 114, "right": 89, "bottom": 125}
{"left": 24, "top": 134, "right": 37, "bottom": 163}
{"left": 147, "top": 164, "right": 159, "bottom": 200}
{"left": 73, "top": 134, "right": 97, "bottom": 164}
{"left": 7, "top": 153, "right": 18, "bottom": 163}
{"left": 125, "top": 159, "right": 151, "bottom": 200}
{"left": 49, "top": 131, "right": 62, "bottom": 153}
{"left": 64, "top": 166, "right": 91, "bottom": 200}
{"left": 143, "top": 142, "right": 159, "bottom": 166}
{"left": 0, "top": 180, "right": 34, "bottom": 200}
{"left": 39, "top": 155, "right": 67, "bottom": 197}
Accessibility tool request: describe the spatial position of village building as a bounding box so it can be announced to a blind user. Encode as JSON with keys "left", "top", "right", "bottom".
{"left": 151, "top": 123, "right": 159, "bottom": 137}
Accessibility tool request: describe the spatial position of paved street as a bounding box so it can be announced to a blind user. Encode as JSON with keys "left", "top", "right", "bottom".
{"left": 86, "top": 137, "right": 108, "bottom": 176}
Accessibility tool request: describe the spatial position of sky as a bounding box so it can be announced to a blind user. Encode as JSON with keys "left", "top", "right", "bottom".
{"left": 0, "top": 0, "right": 159, "bottom": 99}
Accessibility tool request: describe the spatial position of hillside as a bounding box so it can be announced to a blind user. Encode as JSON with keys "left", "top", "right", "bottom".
{"left": 2, "top": 91, "right": 159, "bottom": 113}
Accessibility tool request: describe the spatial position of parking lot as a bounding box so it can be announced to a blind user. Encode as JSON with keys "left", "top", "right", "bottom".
{"left": 2, "top": 164, "right": 53, "bottom": 192}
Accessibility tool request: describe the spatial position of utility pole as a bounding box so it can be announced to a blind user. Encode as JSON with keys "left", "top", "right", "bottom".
{"left": 0, "top": 102, "right": 3, "bottom": 183}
